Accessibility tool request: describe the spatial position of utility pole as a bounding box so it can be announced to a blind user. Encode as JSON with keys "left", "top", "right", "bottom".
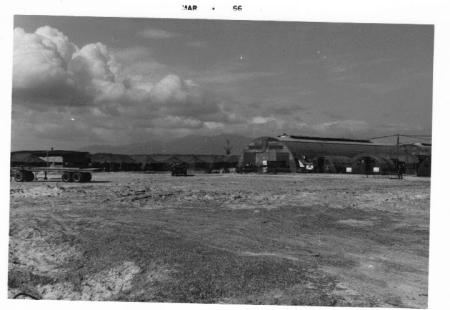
{"left": 224, "top": 139, "right": 232, "bottom": 156}
{"left": 396, "top": 134, "right": 400, "bottom": 168}
{"left": 396, "top": 134, "right": 403, "bottom": 179}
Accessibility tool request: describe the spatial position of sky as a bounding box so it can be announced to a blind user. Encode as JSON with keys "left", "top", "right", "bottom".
{"left": 11, "top": 15, "right": 434, "bottom": 150}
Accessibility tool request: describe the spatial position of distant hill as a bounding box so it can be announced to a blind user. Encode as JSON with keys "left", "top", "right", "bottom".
{"left": 79, "top": 134, "right": 253, "bottom": 155}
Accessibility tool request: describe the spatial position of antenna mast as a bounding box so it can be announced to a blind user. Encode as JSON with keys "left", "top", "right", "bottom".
{"left": 224, "top": 139, "right": 232, "bottom": 155}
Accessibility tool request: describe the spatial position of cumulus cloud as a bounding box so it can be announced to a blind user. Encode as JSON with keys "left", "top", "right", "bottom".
{"left": 35, "top": 26, "right": 78, "bottom": 62}
{"left": 13, "top": 27, "right": 77, "bottom": 100}
{"left": 12, "top": 25, "right": 239, "bottom": 147}
{"left": 13, "top": 26, "right": 206, "bottom": 110}
{"left": 12, "top": 25, "right": 384, "bottom": 150}
{"left": 151, "top": 74, "right": 188, "bottom": 103}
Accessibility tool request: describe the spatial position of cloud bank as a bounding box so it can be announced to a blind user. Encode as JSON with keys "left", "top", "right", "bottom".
{"left": 12, "top": 25, "right": 401, "bottom": 150}
{"left": 13, "top": 26, "right": 240, "bottom": 148}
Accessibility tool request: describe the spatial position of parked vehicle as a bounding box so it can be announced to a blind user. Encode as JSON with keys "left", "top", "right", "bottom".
{"left": 170, "top": 162, "right": 188, "bottom": 176}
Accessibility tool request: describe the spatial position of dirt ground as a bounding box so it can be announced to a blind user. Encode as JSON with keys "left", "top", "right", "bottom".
{"left": 8, "top": 172, "right": 430, "bottom": 307}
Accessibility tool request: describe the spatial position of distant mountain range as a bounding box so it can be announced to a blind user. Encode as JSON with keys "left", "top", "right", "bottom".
{"left": 79, "top": 134, "right": 254, "bottom": 155}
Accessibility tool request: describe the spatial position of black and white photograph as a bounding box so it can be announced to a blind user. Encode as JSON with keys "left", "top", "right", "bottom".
{"left": 4, "top": 1, "right": 448, "bottom": 309}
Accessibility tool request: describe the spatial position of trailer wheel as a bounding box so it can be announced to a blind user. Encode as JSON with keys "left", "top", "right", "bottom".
{"left": 72, "top": 172, "right": 82, "bottom": 183}
{"left": 24, "top": 171, "right": 34, "bottom": 182}
{"left": 14, "top": 171, "right": 24, "bottom": 182}
{"left": 62, "top": 172, "right": 72, "bottom": 182}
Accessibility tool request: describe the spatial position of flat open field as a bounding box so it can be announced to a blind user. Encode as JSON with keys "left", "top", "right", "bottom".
{"left": 8, "top": 172, "right": 430, "bottom": 307}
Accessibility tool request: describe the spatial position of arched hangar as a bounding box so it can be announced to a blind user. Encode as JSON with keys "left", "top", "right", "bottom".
{"left": 239, "top": 134, "right": 431, "bottom": 175}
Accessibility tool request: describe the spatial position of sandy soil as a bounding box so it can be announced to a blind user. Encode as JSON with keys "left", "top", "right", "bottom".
{"left": 8, "top": 172, "right": 429, "bottom": 307}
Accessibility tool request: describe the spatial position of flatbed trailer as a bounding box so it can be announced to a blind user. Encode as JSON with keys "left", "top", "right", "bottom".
{"left": 10, "top": 167, "right": 99, "bottom": 183}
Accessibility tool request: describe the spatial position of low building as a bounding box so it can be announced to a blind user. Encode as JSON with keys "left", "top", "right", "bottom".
{"left": 239, "top": 134, "right": 431, "bottom": 176}
{"left": 90, "top": 153, "right": 140, "bottom": 171}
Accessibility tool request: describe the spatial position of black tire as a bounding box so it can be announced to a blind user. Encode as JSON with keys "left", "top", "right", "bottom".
{"left": 14, "top": 171, "right": 24, "bottom": 182}
{"left": 24, "top": 171, "right": 34, "bottom": 182}
{"left": 72, "top": 172, "right": 82, "bottom": 183}
{"left": 62, "top": 172, "right": 72, "bottom": 182}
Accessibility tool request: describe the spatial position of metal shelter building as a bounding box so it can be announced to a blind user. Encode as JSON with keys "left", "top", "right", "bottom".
{"left": 239, "top": 134, "right": 431, "bottom": 175}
